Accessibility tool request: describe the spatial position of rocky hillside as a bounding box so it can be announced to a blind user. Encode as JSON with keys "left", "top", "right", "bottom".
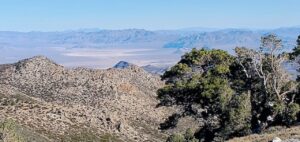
{"left": 227, "top": 126, "right": 300, "bottom": 142}
{"left": 0, "top": 56, "right": 177, "bottom": 142}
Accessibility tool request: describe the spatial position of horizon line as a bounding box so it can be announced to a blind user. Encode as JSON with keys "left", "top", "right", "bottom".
{"left": 0, "top": 25, "right": 300, "bottom": 33}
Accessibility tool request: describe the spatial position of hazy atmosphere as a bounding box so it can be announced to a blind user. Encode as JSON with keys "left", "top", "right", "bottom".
{"left": 1, "top": 0, "right": 300, "bottom": 68}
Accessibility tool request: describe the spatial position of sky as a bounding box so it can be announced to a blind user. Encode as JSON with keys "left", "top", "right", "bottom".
{"left": 0, "top": 0, "right": 299, "bottom": 31}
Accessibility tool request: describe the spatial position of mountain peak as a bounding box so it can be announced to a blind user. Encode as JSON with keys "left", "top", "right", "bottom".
{"left": 113, "top": 61, "right": 136, "bottom": 69}
{"left": 18, "top": 56, "right": 53, "bottom": 63}
{"left": 114, "top": 61, "right": 133, "bottom": 69}
{"left": 113, "top": 61, "right": 146, "bottom": 73}
{"left": 15, "top": 56, "right": 61, "bottom": 70}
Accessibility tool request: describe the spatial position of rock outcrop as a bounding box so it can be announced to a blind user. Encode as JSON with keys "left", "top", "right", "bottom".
{"left": 0, "top": 56, "right": 176, "bottom": 142}
{"left": 113, "top": 61, "right": 137, "bottom": 69}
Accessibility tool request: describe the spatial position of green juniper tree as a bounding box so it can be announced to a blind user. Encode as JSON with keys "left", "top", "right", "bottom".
{"left": 235, "top": 34, "right": 298, "bottom": 129}
{"left": 290, "top": 35, "right": 300, "bottom": 60}
{"left": 162, "top": 34, "right": 300, "bottom": 142}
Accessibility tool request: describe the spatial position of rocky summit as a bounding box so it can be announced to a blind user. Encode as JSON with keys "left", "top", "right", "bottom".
{"left": 113, "top": 61, "right": 137, "bottom": 69}
{"left": 0, "top": 56, "right": 177, "bottom": 142}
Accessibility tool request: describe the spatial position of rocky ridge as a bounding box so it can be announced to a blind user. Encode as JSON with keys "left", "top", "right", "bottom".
{"left": 0, "top": 56, "right": 177, "bottom": 141}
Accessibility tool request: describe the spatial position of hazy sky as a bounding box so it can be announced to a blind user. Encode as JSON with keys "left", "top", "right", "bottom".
{"left": 0, "top": 0, "right": 299, "bottom": 31}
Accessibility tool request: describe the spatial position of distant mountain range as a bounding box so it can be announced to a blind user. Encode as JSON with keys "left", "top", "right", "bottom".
{"left": 0, "top": 29, "right": 179, "bottom": 48}
{"left": 164, "top": 28, "right": 300, "bottom": 53}
{"left": 0, "top": 27, "right": 299, "bottom": 68}
{"left": 1, "top": 27, "right": 299, "bottom": 51}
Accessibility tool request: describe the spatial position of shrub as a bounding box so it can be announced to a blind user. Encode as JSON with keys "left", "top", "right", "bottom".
{"left": 0, "top": 119, "right": 24, "bottom": 142}
{"left": 167, "top": 129, "right": 199, "bottom": 142}
{"left": 167, "top": 134, "right": 185, "bottom": 142}
{"left": 160, "top": 114, "right": 181, "bottom": 130}
{"left": 284, "top": 103, "right": 300, "bottom": 125}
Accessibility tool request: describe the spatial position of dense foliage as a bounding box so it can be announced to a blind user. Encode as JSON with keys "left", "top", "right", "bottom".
{"left": 160, "top": 34, "right": 300, "bottom": 142}
{"left": 290, "top": 35, "right": 300, "bottom": 60}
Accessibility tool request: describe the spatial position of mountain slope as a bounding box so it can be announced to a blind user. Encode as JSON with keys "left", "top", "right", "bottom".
{"left": 142, "top": 65, "right": 170, "bottom": 75}
{"left": 0, "top": 56, "right": 176, "bottom": 142}
{"left": 227, "top": 126, "right": 300, "bottom": 142}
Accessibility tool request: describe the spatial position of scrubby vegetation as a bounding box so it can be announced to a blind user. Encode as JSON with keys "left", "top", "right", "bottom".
{"left": 159, "top": 34, "right": 300, "bottom": 141}
{"left": 62, "top": 131, "right": 120, "bottom": 142}
{"left": 166, "top": 129, "right": 199, "bottom": 142}
{"left": 0, "top": 119, "right": 50, "bottom": 142}
{"left": 0, "top": 119, "right": 122, "bottom": 142}
{"left": 0, "top": 119, "right": 24, "bottom": 142}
